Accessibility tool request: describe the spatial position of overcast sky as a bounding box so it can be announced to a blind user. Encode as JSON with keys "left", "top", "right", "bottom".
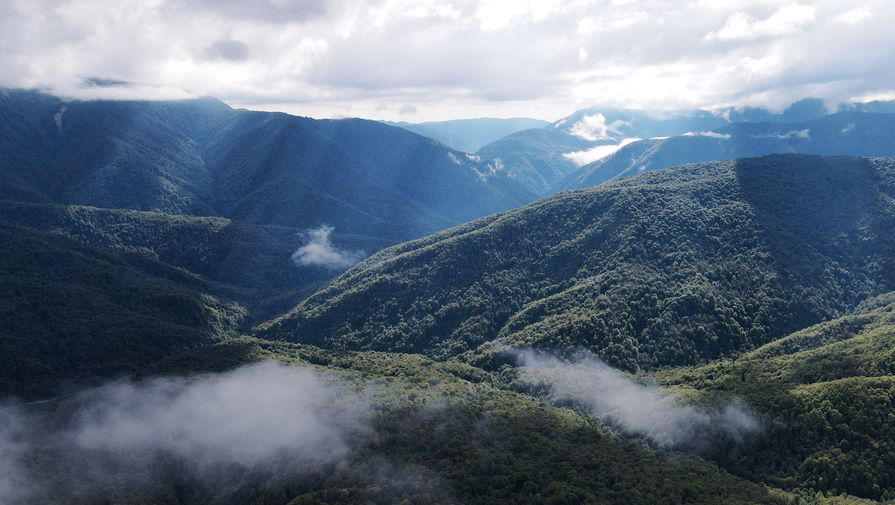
{"left": 1, "top": 0, "right": 893, "bottom": 121}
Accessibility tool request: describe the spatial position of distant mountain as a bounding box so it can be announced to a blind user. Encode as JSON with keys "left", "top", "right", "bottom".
{"left": 257, "top": 155, "right": 895, "bottom": 371}
{"left": 387, "top": 117, "right": 549, "bottom": 153}
{"left": 476, "top": 127, "right": 596, "bottom": 194}
{"left": 474, "top": 98, "right": 886, "bottom": 195}
{"left": 0, "top": 88, "right": 536, "bottom": 243}
{"left": 476, "top": 106, "right": 736, "bottom": 195}
{"left": 560, "top": 112, "right": 895, "bottom": 190}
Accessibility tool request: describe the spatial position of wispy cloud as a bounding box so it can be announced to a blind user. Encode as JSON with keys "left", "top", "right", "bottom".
{"left": 292, "top": 225, "right": 363, "bottom": 270}
{"left": 750, "top": 128, "right": 811, "bottom": 139}
{"left": 513, "top": 349, "right": 759, "bottom": 448}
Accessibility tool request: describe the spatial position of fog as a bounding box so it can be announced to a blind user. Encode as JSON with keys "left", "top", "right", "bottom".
{"left": 513, "top": 349, "right": 759, "bottom": 448}
{"left": 0, "top": 361, "right": 370, "bottom": 504}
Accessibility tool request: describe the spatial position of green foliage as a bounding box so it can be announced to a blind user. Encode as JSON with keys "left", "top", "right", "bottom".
{"left": 657, "top": 292, "right": 895, "bottom": 499}
{"left": 32, "top": 340, "right": 790, "bottom": 505}
{"left": 259, "top": 155, "right": 895, "bottom": 371}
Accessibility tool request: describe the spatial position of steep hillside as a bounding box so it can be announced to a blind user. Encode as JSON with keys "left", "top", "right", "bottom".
{"left": 203, "top": 110, "right": 534, "bottom": 238}
{"left": 0, "top": 222, "right": 246, "bottom": 399}
{"left": 388, "top": 117, "right": 549, "bottom": 153}
{"left": 258, "top": 155, "right": 895, "bottom": 371}
{"left": 562, "top": 112, "right": 895, "bottom": 190}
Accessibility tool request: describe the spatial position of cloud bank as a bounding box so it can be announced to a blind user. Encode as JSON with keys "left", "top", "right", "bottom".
{"left": 0, "top": 362, "right": 369, "bottom": 504}
{"left": 0, "top": 1, "right": 893, "bottom": 120}
{"left": 513, "top": 349, "right": 759, "bottom": 448}
{"left": 292, "top": 225, "right": 364, "bottom": 270}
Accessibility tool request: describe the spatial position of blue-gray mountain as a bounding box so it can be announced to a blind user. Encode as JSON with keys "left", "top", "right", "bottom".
{"left": 386, "top": 117, "right": 549, "bottom": 153}
{"left": 0, "top": 88, "right": 536, "bottom": 243}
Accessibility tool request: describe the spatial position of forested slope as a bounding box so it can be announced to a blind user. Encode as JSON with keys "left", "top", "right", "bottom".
{"left": 0, "top": 223, "right": 246, "bottom": 398}
{"left": 258, "top": 155, "right": 895, "bottom": 371}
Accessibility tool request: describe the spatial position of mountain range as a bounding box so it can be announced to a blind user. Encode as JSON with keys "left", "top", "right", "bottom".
{"left": 475, "top": 98, "right": 895, "bottom": 195}
{"left": 560, "top": 112, "right": 895, "bottom": 190}
{"left": 4, "top": 87, "right": 895, "bottom": 504}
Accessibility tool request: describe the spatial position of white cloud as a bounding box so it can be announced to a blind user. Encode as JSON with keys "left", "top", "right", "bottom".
{"left": 706, "top": 3, "right": 816, "bottom": 41}
{"left": 292, "top": 225, "right": 363, "bottom": 270}
{"left": 835, "top": 6, "right": 872, "bottom": 25}
{"left": 563, "top": 137, "right": 641, "bottom": 166}
{"left": 567, "top": 113, "right": 631, "bottom": 141}
{"left": 73, "top": 362, "right": 363, "bottom": 467}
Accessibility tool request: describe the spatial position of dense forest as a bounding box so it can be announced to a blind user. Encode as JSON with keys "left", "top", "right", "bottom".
{"left": 0, "top": 222, "right": 245, "bottom": 397}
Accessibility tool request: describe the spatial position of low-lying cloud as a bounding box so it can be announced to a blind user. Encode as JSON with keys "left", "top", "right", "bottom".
{"left": 0, "top": 362, "right": 369, "bottom": 504}
{"left": 683, "top": 130, "right": 732, "bottom": 139}
{"left": 563, "top": 137, "right": 641, "bottom": 166}
{"left": 513, "top": 349, "right": 759, "bottom": 448}
{"left": 750, "top": 128, "right": 811, "bottom": 140}
{"left": 292, "top": 224, "right": 364, "bottom": 269}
